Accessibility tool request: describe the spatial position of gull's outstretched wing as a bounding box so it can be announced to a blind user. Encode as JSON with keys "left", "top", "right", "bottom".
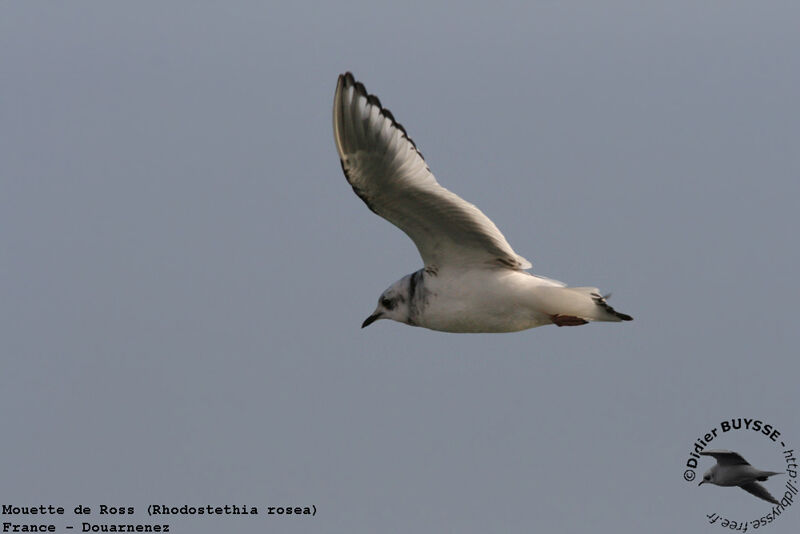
{"left": 332, "top": 72, "right": 531, "bottom": 272}
{"left": 700, "top": 450, "right": 750, "bottom": 466}
{"left": 740, "top": 482, "right": 780, "bottom": 505}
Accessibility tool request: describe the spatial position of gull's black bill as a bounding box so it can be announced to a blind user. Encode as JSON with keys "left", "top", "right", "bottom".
{"left": 362, "top": 313, "right": 382, "bottom": 328}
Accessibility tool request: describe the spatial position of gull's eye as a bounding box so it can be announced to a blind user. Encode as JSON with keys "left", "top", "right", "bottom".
{"left": 381, "top": 297, "right": 393, "bottom": 309}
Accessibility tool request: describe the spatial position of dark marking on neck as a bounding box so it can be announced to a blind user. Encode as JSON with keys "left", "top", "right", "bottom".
{"left": 407, "top": 269, "right": 424, "bottom": 325}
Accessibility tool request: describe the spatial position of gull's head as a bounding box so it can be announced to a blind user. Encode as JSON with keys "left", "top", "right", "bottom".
{"left": 698, "top": 467, "right": 716, "bottom": 486}
{"left": 362, "top": 279, "right": 411, "bottom": 328}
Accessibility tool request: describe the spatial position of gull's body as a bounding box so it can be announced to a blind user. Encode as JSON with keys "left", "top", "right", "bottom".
{"left": 699, "top": 450, "right": 783, "bottom": 505}
{"left": 332, "top": 72, "right": 632, "bottom": 333}
{"left": 377, "top": 267, "right": 624, "bottom": 333}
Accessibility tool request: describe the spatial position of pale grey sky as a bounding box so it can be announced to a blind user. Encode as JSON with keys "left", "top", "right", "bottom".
{"left": 2, "top": 2, "right": 799, "bottom": 532}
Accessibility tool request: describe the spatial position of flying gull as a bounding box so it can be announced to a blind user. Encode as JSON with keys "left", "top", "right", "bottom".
{"left": 332, "top": 72, "right": 633, "bottom": 333}
{"left": 699, "top": 449, "right": 783, "bottom": 505}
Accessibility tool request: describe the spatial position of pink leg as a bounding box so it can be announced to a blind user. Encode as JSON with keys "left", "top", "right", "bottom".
{"left": 551, "top": 314, "right": 589, "bottom": 327}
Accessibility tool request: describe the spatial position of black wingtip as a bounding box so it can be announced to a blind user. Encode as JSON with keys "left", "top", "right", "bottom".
{"left": 335, "top": 71, "right": 424, "bottom": 159}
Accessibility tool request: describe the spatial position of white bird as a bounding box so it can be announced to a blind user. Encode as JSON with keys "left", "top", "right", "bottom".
{"left": 332, "top": 72, "right": 632, "bottom": 333}
{"left": 699, "top": 450, "right": 783, "bottom": 505}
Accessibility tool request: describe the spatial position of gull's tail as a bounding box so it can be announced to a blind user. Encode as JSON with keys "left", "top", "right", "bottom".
{"left": 536, "top": 286, "right": 633, "bottom": 326}
{"left": 589, "top": 290, "right": 633, "bottom": 322}
{"left": 755, "top": 470, "right": 783, "bottom": 481}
